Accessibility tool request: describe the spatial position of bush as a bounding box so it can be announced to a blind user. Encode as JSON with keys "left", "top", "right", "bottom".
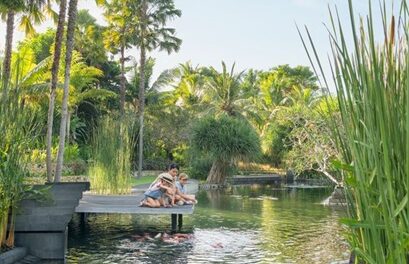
{"left": 142, "top": 156, "right": 169, "bottom": 170}
{"left": 187, "top": 155, "right": 213, "bottom": 180}
{"left": 267, "top": 123, "right": 292, "bottom": 167}
{"left": 191, "top": 114, "right": 261, "bottom": 183}
{"left": 63, "top": 144, "right": 80, "bottom": 163}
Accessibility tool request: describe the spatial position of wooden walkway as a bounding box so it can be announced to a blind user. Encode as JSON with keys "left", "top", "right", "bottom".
{"left": 75, "top": 194, "right": 194, "bottom": 215}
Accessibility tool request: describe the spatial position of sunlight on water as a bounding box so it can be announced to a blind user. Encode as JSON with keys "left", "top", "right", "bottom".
{"left": 67, "top": 186, "right": 349, "bottom": 263}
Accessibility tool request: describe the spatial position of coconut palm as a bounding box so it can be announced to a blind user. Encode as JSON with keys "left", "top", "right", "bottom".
{"left": 54, "top": 0, "right": 79, "bottom": 182}
{"left": 0, "top": 0, "right": 50, "bottom": 102}
{"left": 103, "top": 0, "right": 135, "bottom": 115}
{"left": 168, "top": 62, "right": 207, "bottom": 110}
{"left": 129, "top": 0, "right": 182, "bottom": 178}
{"left": 13, "top": 45, "right": 115, "bottom": 145}
{"left": 46, "top": 0, "right": 68, "bottom": 181}
{"left": 66, "top": 52, "right": 116, "bottom": 143}
{"left": 75, "top": 9, "right": 107, "bottom": 67}
{"left": 201, "top": 62, "right": 249, "bottom": 118}
{"left": 47, "top": 0, "right": 105, "bottom": 181}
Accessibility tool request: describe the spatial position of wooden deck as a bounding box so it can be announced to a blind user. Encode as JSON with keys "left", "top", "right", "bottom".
{"left": 74, "top": 180, "right": 198, "bottom": 230}
{"left": 75, "top": 193, "right": 194, "bottom": 214}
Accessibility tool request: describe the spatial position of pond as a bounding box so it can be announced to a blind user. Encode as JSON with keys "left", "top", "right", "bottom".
{"left": 67, "top": 185, "right": 349, "bottom": 263}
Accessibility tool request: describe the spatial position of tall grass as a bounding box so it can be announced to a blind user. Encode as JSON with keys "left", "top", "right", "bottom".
{"left": 301, "top": 0, "right": 409, "bottom": 262}
{"left": 89, "top": 115, "right": 137, "bottom": 195}
{"left": 0, "top": 63, "right": 39, "bottom": 248}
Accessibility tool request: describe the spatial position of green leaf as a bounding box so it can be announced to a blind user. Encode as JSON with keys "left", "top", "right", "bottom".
{"left": 340, "top": 218, "right": 385, "bottom": 229}
{"left": 393, "top": 194, "right": 408, "bottom": 218}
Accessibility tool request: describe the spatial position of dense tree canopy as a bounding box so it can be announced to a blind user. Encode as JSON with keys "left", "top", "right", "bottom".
{"left": 0, "top": 2, "right": 338, "bottom": 186}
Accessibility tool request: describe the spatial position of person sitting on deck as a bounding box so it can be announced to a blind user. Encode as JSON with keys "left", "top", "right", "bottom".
{"left": 140, "top": 173, "right": 174, "bottom": 208}
{"left": 175, "top": 173, "right": 197, "bottom": 205}
{"left": 165, "top": 163, "right": 191, "bottom": 206}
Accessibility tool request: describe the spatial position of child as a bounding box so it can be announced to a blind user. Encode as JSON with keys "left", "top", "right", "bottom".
{"left": 175, "top": 173, "right": 197, "bottom": 205}
{"left": 140, "top": 173, "right": 174, "bottom": 208}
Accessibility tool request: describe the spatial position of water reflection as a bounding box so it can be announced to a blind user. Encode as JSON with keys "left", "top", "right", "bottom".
{"left": 67, "top": 186, "right": 349, "bottom": 263}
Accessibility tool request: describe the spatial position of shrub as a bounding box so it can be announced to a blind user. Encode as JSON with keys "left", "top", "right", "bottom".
{"left": 191, "top": 114, "right": 260, "bottom": 184}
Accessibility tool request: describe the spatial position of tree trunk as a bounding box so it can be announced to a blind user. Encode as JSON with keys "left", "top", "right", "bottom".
{"left": 2, "top": 11, "right": 15, "bottom": 102}
{"left": 206, "top": 159, "right": 228, "bottom": 185}
{"left": 316, "top": 169, "right": 340, "bottom": 186}
{"left": 137, "top": 45, "right": 146, "bottom": 179}
{"left": 119, "top": 44, "right": 126, "bottom": 115}
{"left": 137, "top": 0, "right": 147, "bottom": 179}
{"left": 66, "top": 111, "right": 71, "bottom": 145}
{"left": 55, "top": 0, "right": 78, "bottom": 182}
{"left": 46, "top": 0, "right": 67, "bottom": 182}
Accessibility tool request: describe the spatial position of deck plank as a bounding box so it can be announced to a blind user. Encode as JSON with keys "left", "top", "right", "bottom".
{"left": 75, "top": 193, "right": 194, "bottom": 214}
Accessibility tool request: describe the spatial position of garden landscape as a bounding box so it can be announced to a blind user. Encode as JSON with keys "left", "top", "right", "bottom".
{"left": 0, "top": 0, "right": 408, "bottom": 263}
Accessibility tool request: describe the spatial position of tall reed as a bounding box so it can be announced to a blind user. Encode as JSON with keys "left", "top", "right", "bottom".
{"left": 301, "top": 0, "right": 409, "bottom": 262}
{"left": 0, "top": 63, "right": 39, "bottom": 248}
{"left": 89, "top": 115, "right": 137, "bottom": 195}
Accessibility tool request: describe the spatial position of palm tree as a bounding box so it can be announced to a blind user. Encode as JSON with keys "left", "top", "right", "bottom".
{"left": 130, "top": 0, "right": 182, "bottom": 178}
{"left": 0, "top": 1, "right": 21, "bottom": 100}
{"left": 66, "top": 52, "right": 115, "bottom": 143}
{"left": 75, "top": 9, "right": 107, "bottom": 67}
{"left": 46, "top": 0, "right": 68, "bottom": 181}
{"left": 0, "top": 0, "right": 49, "bottom": 102}
{"left": 54, "top": 0, "right": 79, "bottom": 182}
{"left": 202, "top": 62, "right": 250, "bottom": 118}
{"left": 103, "top": 0, "right": 135, "bottom": 115}
{"left": 255, "top": 65, "right": 319, "bottom": 153}
{"left": 167, "top": 62, "right": 207, "bottom": 111}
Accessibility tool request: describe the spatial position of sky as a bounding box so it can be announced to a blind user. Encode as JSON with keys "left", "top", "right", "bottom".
{"left": 0, "top": 0, "right": 388, "bottom": 90}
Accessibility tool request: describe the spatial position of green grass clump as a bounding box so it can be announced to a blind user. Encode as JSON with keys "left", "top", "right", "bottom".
{"left": 89, "top": 115, "right": 137, "bottom": 195}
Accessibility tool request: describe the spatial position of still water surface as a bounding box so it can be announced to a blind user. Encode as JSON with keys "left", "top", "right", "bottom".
{"left": 67, "top": 186, "right": 349, "bottom": 263}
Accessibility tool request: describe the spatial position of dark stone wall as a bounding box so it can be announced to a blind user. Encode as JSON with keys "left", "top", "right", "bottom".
{"left": 14, "top": 182, "right": 89, "bottom": 260}
{"left": 229, "top": 175, "right": 282, "bottom": 185}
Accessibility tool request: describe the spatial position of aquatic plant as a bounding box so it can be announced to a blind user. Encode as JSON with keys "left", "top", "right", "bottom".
{"left": 301, "top": 0, "right": 409, "bottom": 262}
{"left": 88, "top": 115, "right": 137, "bottom": 194}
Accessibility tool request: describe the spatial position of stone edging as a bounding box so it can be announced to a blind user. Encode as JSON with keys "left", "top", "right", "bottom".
{"left": 199, "top": 184, "right": 227, "bottom": 190}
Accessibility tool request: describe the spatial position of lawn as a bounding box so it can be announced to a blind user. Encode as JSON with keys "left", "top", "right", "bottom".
{"left": 130, "top": 175, "right": 157, "bottom": 186}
